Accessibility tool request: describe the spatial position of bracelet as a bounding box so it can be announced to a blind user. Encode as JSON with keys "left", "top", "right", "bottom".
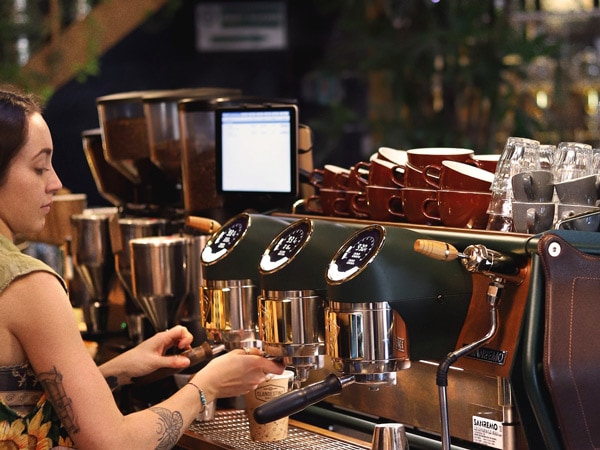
{"left": 187, "top": 381, "right": 207, "bottom": 412}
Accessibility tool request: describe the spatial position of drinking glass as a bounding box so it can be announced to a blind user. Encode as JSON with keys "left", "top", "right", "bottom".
{"left": 553, "top": 142, "right": 592, "bottom": 183}
{"left": 487, "top": 137, "right": 540, "bottom": 231}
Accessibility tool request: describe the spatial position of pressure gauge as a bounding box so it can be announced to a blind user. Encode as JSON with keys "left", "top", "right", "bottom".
{"left": 327, "top": 225, "right": 386, "bottom": 283}
{"left": 201, "top": 214, "right": 249, "bottom": 264}
{"left": 259, "top": 219, "right": 312, "bottom": 273}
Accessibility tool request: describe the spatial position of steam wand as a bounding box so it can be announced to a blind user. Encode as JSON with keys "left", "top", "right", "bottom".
{"left": 414, "top": 239, "right": 522, "bottom": 450}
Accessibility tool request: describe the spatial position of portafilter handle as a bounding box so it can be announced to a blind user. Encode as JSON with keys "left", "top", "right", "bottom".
{"left": 253, "top": 373, "right": 354, "bottom": 424}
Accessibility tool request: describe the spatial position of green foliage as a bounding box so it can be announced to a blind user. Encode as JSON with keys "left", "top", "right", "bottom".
{"left": 311, "top": 0, "right": 558, "bottom": 154}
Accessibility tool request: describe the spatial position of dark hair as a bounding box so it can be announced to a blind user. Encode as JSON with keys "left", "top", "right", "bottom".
{"left": 0, "top": 86, "right": 42, "bottom": 185}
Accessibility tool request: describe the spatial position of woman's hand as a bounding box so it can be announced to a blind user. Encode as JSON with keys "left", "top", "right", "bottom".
{"left": 190, "top": 348, "right": 285, "bottom": 401}
{"left": 99, "top": 325, "right": 194, "bottom": 387}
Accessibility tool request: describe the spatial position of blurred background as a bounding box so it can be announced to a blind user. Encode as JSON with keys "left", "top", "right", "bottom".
{"left": 1, "top": 0, "right": 599, "bottom": 206}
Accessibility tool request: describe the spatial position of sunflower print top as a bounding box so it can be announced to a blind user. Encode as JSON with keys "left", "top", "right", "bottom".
{"left": 0, "top": 236, "right": 75, "bottom": 449}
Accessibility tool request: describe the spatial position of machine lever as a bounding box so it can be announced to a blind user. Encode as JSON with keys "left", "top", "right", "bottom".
{"left": 414, "top": 239, "right": 463, "bottom": 261}
{"left": 185, "top": 216, "right": 221, "bottom": 234}
{"left": 414, "top": 239, "right": 523, "bottom": 284}
{"left": 253, "top": 373, "right": 354, "bottom": 424}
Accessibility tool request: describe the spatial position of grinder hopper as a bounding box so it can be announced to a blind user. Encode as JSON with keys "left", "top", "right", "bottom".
{"left": 129, "top": 235, "right": 193, "bottom": 332}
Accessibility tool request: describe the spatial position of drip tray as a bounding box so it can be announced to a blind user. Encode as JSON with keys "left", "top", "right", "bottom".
{"left": 179, "top": 409, "right": 370, "bottom": 450}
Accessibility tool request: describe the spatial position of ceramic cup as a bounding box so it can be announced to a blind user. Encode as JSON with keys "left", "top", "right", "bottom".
{"left": 309, "top": 164, "right": 350, "bottom": 190}
{"left": 401, "top": 187, "right": 441, "bottom": 225}
{"left": 511, "top": 170, "right": 555, "bottom": 202}
{"left": 364, "top": 185, "right": 405, "bottom": 222}
{"left": 405, "top": 147, "right": 476, "bottom": 189}
{"left": 348, "top": 161, "right": 370, "bottom": 191}
{"left": 437, "top": 190, "right": 491, "bottom": 229}
{"left": 305, "top": 188, "right": 359, "bottom": 217}
{"left": 554, "top": 174, "right": 598, "bottom": 206}
{"left": 512, "top": 201, "right": 555, "bottom": 234}
{"left": 472, "top": 154, "right": 500, "bottom": 173}
{"left": 348, "top": 190, "right": 370, "bottom": 219}
{"left": 367, "top": 157, "right": 405, "bottom": 188}
{"left": 377, "top": 147, "right": 408, "bottom": 166}
{"left": 439, "top": 161, "right": 495, "bottom": 192}
{"left": 555, "top": 204, "right": 600, "bottom": 232}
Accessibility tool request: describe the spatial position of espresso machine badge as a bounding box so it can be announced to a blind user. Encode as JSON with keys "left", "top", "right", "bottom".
{"left": 201, "top": 215, "right": 249, "bottom": 264}
{"left": 259, "top": 219, "right": 311, "bottom": 273}
{"left": 327, "top": 225, "right": 385, "bottom": 283}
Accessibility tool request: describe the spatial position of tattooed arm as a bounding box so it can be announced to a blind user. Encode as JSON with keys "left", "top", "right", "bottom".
{"left": 5, "top": 271, "right": 283, "bottom": 449}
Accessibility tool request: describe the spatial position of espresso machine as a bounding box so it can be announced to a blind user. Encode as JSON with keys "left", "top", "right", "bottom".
{"left": 248, "top": 219, "right": 552, "bottom": 450}
{"left": 257, "top": 218, "right": 364, "bottom": 383}
{"left": 200, "top": 212, "right": 292, "bottom": 349}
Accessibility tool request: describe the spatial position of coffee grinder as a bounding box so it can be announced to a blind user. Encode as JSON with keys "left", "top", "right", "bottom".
{"left": 112, "top": 217, "right": 169, "bottom": 344}
{"left": 200, "top": 212, "right": 291, "bottom": 349}
{"left": 257, "top": 218, "right": 361, "bottom": 383}
{"left": 70, "top": 208, "right": 120, "bottom": 334}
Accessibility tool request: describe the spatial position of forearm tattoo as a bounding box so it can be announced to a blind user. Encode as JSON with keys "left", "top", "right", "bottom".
{"left": 38, "top": 366, "right": 80, "bottom": 435}
{"left": 149, "top": 407, "right": 184, "bottom": 450}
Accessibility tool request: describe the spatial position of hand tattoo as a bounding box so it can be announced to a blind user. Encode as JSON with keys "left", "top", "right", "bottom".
{"left": 149, "top": 407, "right": 184, "bottom": 450}
{"left": 38, "top": 366, "right": 80, "bottom": 435}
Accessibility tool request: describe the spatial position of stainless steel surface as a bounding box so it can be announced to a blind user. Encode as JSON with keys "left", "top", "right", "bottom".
{"left": 326, "top": 302, "right": 410, "bottom": 384}
{"left": 114, "top": 217, "right": 168, "bottom": 299}
{"left": 185, "top": 410, "right": 369, "bottom": 450}
{"left": 130, "top": 235, "right": 191, "bottom": 331}
{"left": 202, "top": 279, "right": 260, "bottom": 349}
{"left": 70, "top": 210, "right": 118, "bottom": 333}
{"left": 259, "top": 290, "right": 326, "bottom": 382}
{"left": 71, "top": 211, "right": 116, "bottom": 300}
{"left": 371, "top": 423, "right": 409, "bottom": 450}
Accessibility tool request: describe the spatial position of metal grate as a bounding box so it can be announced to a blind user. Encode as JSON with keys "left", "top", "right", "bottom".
{"left": 187, "top": 410, "right": 369, "bottom": 450}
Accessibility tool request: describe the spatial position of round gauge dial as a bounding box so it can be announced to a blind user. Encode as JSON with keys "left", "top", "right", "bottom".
{"left": 327, "top": 225, "right": 385, "bottom": 283}
{"left": 260, "top": 219, "right": 311, "bottom": 272}
{"left": 201, "top": 214, "right": 249, "bottom": 264}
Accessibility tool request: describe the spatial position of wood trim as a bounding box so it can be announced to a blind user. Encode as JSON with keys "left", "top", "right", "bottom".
{"left": 22, "top": 0, "right": 169, "bottom": 91}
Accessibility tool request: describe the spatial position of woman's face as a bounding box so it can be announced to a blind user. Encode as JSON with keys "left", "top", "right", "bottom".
{"left": 0, "top": 112, "right": 62, "bottom": 238}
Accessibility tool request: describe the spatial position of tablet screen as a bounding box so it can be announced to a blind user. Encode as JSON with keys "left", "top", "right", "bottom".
{"left": 215, "top": 104, "right": 298, "bottom": 197}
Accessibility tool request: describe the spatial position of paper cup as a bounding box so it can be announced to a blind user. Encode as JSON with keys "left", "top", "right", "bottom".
{"left": 245, "top": 370, "right": 294, "bottom": 442}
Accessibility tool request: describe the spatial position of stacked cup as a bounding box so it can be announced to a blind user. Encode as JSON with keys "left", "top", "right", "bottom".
{"left": 511, "top": 169, "right": 555, "bottom": 234}
{"left": 350, "top": 147, "right": 407, "bottom": 221}
{"left": 401, "top": 147, "right": 495, "bottom": 228}
{"left": 305, "top": 164, "right": 367, "bottom": 218}
{"left": 553, "top": 142, "right": 600, "bottom": 231}
{"left": 487, "top": 137, "right": 541, "bottom": 232}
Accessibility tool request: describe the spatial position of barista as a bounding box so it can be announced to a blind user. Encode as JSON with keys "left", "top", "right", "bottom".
{"left": 0, "top": 86, "right": 284, "bottom": 449}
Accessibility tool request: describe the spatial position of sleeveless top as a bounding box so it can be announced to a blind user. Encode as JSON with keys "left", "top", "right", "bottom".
{"left": 0, "top": 235, "right": 76, "bottom": 449}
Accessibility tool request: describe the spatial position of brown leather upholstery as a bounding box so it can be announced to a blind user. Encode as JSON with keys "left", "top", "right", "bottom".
{"left": 538, "top": 233, "right": 600, "bottom": 450}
